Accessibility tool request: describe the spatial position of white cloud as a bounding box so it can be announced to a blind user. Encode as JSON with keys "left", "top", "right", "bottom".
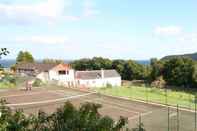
{"left": 179, "top": 33, "right": 197, "bottom": 43}
{"left": 0, "top": 0, "right": 72, "bottom": 24}
{"left": 83, "top": 0, "right": 100, "bottom": 17}
{"left": 0, "top": 0, "right": 100, "bottom": 25}
{"left": 15, "top": 35, "right": 69, "bottom": 44}
{"left": 154, "top": 26, "right": 182, "bottom": 36}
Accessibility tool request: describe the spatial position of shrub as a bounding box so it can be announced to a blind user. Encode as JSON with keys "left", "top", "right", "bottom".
{"left": 106, "top": 83, "right": 112, "bottom": 88}
{"left": 32, "top": 79, "right": 42, "bottom": 87}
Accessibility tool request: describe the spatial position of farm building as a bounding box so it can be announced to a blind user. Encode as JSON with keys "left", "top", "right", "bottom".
{"left": 16, "top": 63, "right": 121, "bottom": 87}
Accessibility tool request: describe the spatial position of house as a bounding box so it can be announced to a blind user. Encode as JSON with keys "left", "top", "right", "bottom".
{"left": 16, "top": 63, "right": 121, "bottom": 87}
{"left": 75, "top": 69, "right": 121, "bottom": 87}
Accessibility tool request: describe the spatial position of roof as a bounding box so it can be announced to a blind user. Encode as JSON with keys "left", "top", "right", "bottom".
{"left": 16, "top": 63, "right": 58, "bottom": 73}
{"left": 51, "top": 64, "right": 71, "bottom": 71}
{"left": 75, "top": 70, "right": 120, "bottom": 80}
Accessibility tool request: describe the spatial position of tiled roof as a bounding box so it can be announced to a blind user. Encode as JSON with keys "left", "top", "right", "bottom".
{"left": 16, "top": 63, "right": 58, "bottom": 73}
{"left": 52, "top": 64, "right": 71, "bottom": 71}
{"left": 75, "top": 70, "right": 120, "bottom": 80}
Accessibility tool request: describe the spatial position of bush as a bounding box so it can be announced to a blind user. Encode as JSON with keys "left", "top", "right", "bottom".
{"left": 1, "top": 75, "right": 16, "bottom": 84}
{"left": 32, "top": 79, "right": 42, "bottom": 87}
{"left": 106, "top": 83, "right": 112, "bottom": 88}
{"left": 0, "top": 100, "right": 134, "bottom": 131}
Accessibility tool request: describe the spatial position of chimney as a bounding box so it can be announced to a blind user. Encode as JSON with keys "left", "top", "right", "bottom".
{"left": 101, "top": 69, "right": 104, "bottom": 79}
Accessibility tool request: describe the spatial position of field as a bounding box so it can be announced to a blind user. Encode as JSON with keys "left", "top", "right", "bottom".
{"left": 0, "top": 87, "right": 196, "bottom": 131}
{"left": 96, "top": 86, "right": 197, "bottom": 109}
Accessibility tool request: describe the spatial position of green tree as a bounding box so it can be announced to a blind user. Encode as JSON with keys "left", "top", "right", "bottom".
{"left": 112, "top": 60, "right": 126, "bottom": 77}
{"left": 163, "top": 58, "right": 195, "bottom": 87}
{"left": 149, "top": 58, "right": 164, "bottom": 81}
{"left": 123, "top": 60, "right": 146, "bottom": 80}
{"left": 43, "top": 59, "right": 64, "bottom": 64}
{"left": 16, "top": 51, "right": 34, "bottom": 63}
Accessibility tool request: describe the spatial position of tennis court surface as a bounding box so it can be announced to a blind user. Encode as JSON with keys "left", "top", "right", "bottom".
{"left": 0, "top": 88, "right": 196, "bottom": 131}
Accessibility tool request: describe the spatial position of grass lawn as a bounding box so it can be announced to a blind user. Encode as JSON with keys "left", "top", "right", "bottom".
{"left": 96, "top": 86, "right": 197, "bottom": 109}
{"left": 0, "top": 82, "right": 15, "bottom": 89}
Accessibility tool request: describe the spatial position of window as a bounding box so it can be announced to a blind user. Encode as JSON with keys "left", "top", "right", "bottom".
{"left": 58, "top": 70, "right": 66, "bottom": 75}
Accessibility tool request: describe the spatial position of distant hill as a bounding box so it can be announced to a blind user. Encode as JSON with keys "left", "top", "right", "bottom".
{"left": 162, "top": 52, "right": 197, "bottom": 61}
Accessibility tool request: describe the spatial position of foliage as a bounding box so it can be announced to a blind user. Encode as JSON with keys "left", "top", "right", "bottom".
{"left": 162, "top": 52, "right": 197, "bottom": 61}
{"left": 0, "top": 101, "right": 132, "bottom": 131}
{"left": 16, "top": 51, "right": 34, "bottom": 63}
{"left": 0, "top": 48, "right": 9, "bottom": 68}
{"left": 0, "top": 74, "right": 16, "bottom": 88}
{"left": 72, "top": 57, "right": 148, "bottom": 81}
{"left": 0, "top": 48, "right": 9, "bottom": 59}
{"left": 162, "top": 58, "right": 196, "bottom": 87}
{"left": 72, "top": 57, "right": 112, "bottom": 70}
{"left": 43, "top": 59, "right": 64, "bottom": 64}
{"left": 149, "top": 58, "right": 164, "bottom": 82}
{"left": 32, "top": 79, "right": 43, "bottom": 87}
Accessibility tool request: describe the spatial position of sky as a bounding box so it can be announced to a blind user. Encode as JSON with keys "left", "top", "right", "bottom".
{"left": 0, "top": 0, "right": 197, "bottom": 60}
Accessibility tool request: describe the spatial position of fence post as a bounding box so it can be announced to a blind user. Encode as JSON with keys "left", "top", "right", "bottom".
{"left": 189, "top": 93, "right": 192, "bottom": 110}
{"left": 168, "top": 106, "right": 170, "bottom": 131}
{"left": 130, "top": 86, "right": 133, "bottom": 100}
{"left": 146, "top": 86, "right": 148, "bottom": 103}
{"left": 165, "top": 88, "right": 168, "bottom": 105}
{"left": 139, "top": 114, "right": 142, "bottom": 130}
{"left": 195, "top": 95, "right": 197, "bottom": 131}
{"left": 177, "top": 105, "right": 179, "bottom": 131}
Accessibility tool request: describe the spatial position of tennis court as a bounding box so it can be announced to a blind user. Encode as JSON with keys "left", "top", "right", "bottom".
{"left": 0, "top": 87, "right": 196, "bottom": 131}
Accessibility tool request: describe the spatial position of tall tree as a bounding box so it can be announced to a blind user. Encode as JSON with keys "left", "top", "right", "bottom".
{"left": 149, "top": 58, "right": 164, "bottom": 81}
{"left": 163, "top": 58, "right": 195, "bottom": 87}
{"left": 16, "top": 51, "right": 34, "bottom": 63}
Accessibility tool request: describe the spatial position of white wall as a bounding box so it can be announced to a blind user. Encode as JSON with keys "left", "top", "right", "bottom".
{"left": 48, "top": 69, "right": 75, "bottom": 86}
{"left": 37, "top": 72, "right": 49, "bottom": 82}
{"left": 77, "top": 77, "right": 121, "bottom": 88}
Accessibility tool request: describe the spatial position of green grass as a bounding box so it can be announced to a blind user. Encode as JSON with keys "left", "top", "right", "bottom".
{"left": 0, "top": 82, "right": 15, "bottom": 89}
{"left": 96, "top": 86, "right": 196, "bottom": 109}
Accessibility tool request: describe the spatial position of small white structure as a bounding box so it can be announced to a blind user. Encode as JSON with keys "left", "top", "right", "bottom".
{"left": 75, "top": 69, "right": 121, "bottom": 88}
{"left": 16, "top": 63, "right": 121, "bottom": 88}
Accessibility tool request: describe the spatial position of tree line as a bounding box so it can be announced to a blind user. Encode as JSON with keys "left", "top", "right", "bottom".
{"left": 72, "top": 57, "right": 197, "bottom": 88}
{"left": 11, "top": 50, "right": 197, "bottom": 88}
{"left": 71, "top": 57, "right": 150, "bottom": 81}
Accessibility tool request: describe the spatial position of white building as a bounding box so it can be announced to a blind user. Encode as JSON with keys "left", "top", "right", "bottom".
{"left": 75, "top": 70, "right": 121, "bottom": 88}
{"left": 16, "top": 63, "right": 121, "bottom": 88}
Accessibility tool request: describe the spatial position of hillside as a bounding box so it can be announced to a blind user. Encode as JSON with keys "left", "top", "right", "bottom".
{"left": 162, "top": 52, "right": 197, "bottom": 60}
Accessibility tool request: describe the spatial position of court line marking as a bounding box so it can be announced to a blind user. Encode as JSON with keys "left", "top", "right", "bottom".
{"left": 97, "top": 92, "right": 197, "bottom": 113}
{"left": 128, "top": 111, "right": 153, "bottom": 120}
{"left": 93, "top": 98, "right": 146, "bottom": 113}
{"left": 98, "top": 99, "right": 147, "bottom": 113}
{"left": 6, "top": 92, "right": 97, "bottom": 107}
{"left": 85, "top": 99, "right": 140, "bottom": 114}
{"left": 0, "top": 92, "right": 45, "bottom": 98}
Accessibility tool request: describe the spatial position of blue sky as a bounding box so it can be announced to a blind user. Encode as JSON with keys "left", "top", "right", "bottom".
{"left": 0, "top": 0, "right": 197, "bottom": 60}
